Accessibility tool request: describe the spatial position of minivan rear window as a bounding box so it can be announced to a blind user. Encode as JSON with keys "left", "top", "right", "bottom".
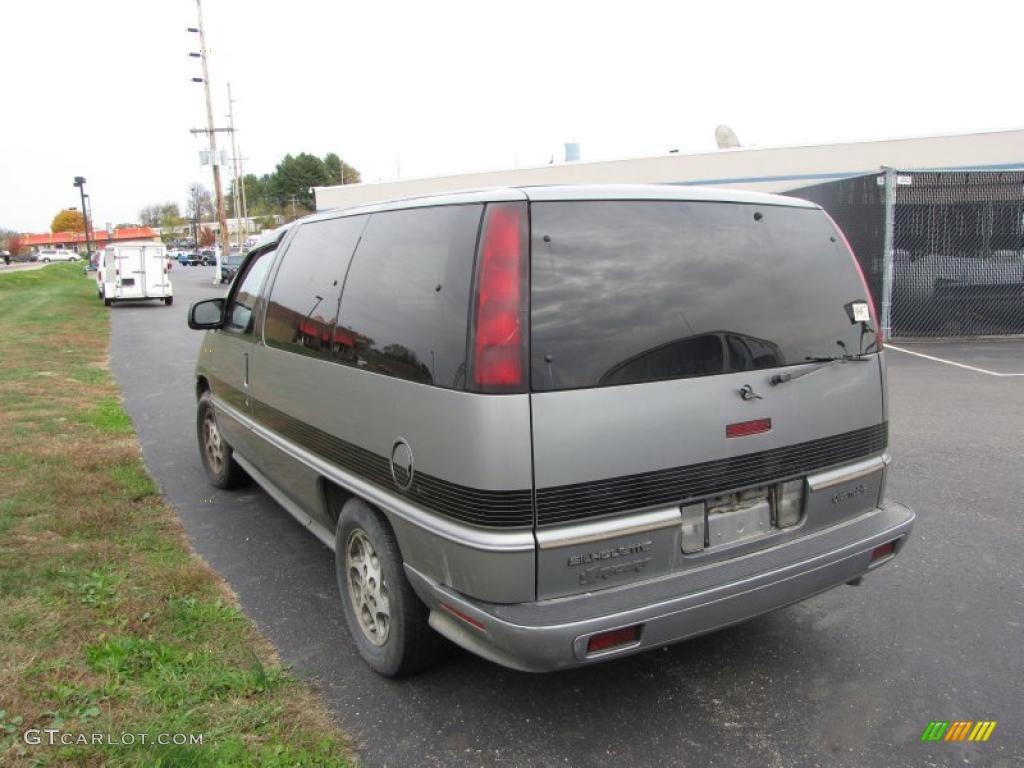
{"left": 530, "top": 201, "right": 875, "bottom": 391}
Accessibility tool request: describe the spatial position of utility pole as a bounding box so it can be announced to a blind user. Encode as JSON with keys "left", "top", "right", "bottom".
{"left": 238, "top": 143, "right": 249, "bottom": 235}
{"left": 189, "top": 0, "right": 229, "bottom": 284}
{"left": 227, "top": 82, "right": 243, "bottom": 250}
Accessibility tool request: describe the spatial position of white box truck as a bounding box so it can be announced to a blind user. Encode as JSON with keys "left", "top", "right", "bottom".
{"left": 97, "top": 242, "right": 174, "bottom": 306}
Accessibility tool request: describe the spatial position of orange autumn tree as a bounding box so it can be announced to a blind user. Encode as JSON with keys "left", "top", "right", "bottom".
{"left": 51, "top": 209, "right": 86, "bottom": 233}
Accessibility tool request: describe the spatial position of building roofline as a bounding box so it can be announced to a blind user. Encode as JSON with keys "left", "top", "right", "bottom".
{"left": 313, "top": 126, "right": 1024, "bottom": 194}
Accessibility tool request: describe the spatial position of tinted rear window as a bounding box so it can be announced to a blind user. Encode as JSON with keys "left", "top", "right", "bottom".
{"left": 530, "top": 201, "right": 874, "bottom": 391}
{"left": 335, "top": 205, "right": 482, "bottom": 388}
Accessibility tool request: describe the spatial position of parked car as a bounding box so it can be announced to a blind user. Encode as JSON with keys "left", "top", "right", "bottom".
{"left": 198, "top": 248, "right": 216, "bottom": 266}
{"left": 37, "top": 248, "right": 79, "bottom": 263}
{"left": 220, "top": 252, "right": 245, "bottom": 283}
{"left": 186, "top": 185, "right": 914, "bottom": 677}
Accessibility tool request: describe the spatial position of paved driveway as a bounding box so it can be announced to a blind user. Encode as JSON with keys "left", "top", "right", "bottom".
{"left": 109, "top": 266, "right": 1023, "bottom": 767}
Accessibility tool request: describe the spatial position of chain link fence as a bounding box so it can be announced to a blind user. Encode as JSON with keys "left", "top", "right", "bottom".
{"left": 789, "top": 170, "right": 1024, "bottom": 338}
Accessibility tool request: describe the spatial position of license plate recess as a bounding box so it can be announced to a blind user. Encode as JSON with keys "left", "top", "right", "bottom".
{"left": 706, "top": 489, "right": 772, "bottom": 547}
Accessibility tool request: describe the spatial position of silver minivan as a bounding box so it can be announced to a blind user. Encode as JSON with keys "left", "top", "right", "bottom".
{"left": 187, "top": 185, "right": 914, "bottom": 676}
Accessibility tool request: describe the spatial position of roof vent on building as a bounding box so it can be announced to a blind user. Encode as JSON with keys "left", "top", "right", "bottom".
{"left": 715, "top": 125, "right": 741, "bottom": 149}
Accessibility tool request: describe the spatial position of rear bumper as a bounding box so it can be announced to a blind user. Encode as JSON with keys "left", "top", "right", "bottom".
{"left": 406, "top": 500, "right": 914, "bottom": 672}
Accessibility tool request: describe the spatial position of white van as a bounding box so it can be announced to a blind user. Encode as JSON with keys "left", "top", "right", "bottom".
{"left": 98, "top": 242, "right": 173, "bottom": 306}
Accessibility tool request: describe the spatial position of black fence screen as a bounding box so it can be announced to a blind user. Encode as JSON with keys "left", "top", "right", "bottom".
{"left": 786, "top": 174, "right": 886, "bottom": 311}
{"left": 789, "top": 170, "right": 1024, "bottom": 338}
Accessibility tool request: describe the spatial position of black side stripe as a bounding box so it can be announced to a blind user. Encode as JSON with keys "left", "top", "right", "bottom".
{"left": 208, "top": 375, "right": 534, "bottom": 529}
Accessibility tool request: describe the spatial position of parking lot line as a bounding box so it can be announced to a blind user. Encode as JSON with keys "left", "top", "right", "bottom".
{"left": 886, "top": 344, "right": 1024, "bottom": 377}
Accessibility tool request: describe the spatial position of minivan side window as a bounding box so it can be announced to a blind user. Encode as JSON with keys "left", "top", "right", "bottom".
{"left": 335, "top": 205, "right": 482, "bottom": 388}
{"left": 263, "top": 216, "right": 367, "bottom": 359}
{"left": 224, "top": 248, "right": 275, "bottom": 335}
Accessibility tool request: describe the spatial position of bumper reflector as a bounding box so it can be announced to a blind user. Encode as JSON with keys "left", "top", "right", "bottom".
{"left": 439, "top": 602, "right": 486, "bottom": 632}
{"left": 870, "top": 541, "right": 896, "bottom": 562}
{"left": 586, "top": 625, "right": 642, "bottom": 655}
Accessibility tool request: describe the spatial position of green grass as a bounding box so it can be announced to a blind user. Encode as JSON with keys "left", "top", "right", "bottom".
{"left": 0, "top": 265, "right": 351, "bottom": 766}
{"left": 78, "top": 396, "right": 136, "bottom": 434}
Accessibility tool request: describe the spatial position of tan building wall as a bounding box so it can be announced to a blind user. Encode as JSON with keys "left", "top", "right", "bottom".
{"left": 315, "top": 128, "right": 1024, "bottom": 211}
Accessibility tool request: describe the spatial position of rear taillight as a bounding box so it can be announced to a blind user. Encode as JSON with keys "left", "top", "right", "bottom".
{"left": 825, "top": 213, "right": 883, "bottom": 350}
{"left": 470, "top": 202, "right": 528, "bottom": 392}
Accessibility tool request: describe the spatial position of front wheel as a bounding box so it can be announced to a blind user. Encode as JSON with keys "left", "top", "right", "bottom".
{"left": 196, "top": 391, "right": 248, "bottom": 489}
{"left": 103, "top": 297, "right": 112, "bottom": 307}
{"left": 335, "top": 499, "right": 448, "bottom": 677}
{"left": 164, "top": 296, "right": 173, "bottom": 306}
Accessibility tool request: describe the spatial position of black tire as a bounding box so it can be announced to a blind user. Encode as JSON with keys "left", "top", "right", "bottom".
{"left": 196, "top": 391, "right": 249, "bottom": 489}
{"left": 164, "top": 296, "right": 173, "bottom": 306}
{"left": 103, "top": 297, "right": 112, "bottom": 307}
{"left": 335, "top": 499, "right": 448, "bottom": 677}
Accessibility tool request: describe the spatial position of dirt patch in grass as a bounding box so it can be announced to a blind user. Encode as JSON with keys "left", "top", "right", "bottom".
{"left": 0, "top": 265, "right": 352, "bottom": 766}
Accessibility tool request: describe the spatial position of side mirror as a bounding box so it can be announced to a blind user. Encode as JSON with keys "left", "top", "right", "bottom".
{"left": 188, "top": 298, "right": 226, "bottom": 330}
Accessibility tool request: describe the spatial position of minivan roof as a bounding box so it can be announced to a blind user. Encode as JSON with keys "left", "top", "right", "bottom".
{"left": 304, "top": 183, "right": 820, "bottom": 223}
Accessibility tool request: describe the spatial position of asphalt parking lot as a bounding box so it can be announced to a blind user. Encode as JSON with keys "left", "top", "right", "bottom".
{"left": 108, "top": 265, "right": 1024, "bottom": 767}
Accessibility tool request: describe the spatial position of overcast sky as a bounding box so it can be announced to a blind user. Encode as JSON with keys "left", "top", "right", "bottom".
{"left": 2, "top": 0, "right": 1022, "bottom": 232}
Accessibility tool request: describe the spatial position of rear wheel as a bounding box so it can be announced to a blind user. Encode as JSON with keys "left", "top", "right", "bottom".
{"left": 103, "top": 297, "right": 112, "bottom": 307}
{"left": 335, "top": 499, "right": 448, "bottom": 677}
{"left": 196, "top": 391, "right": 248, "bottom": 489}
{"left": 164, "top": 296, "right": 173, "bottom": 306}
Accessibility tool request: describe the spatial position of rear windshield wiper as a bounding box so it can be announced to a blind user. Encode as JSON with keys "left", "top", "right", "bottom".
{"left": 770, "top": 353, "right": 872, "bottom": 386}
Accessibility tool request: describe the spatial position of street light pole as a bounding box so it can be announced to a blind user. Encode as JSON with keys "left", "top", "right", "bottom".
{"left": 191, "top": 0, "right": 229, "bottom": 284}
{"left": 73, "top": 177, "right": 93, "bottom": 256}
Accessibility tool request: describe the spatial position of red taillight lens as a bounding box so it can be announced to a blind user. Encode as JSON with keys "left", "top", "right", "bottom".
{"left": 825, "top": 212, "right": 883, "bottom": 350}
{"left": 471, "top": 202, "right": 528, "bottom": 392}
{"left": 587, "top": 625, "right": 641, "bottom": 655}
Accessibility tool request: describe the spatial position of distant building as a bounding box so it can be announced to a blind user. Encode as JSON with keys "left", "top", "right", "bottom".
{"left": 155, "top": 216, "right": 284, "bottom": 242}
{"left": 314, "top": 127, "right": 1024, "bottom": 210}
{"left": 22, "top": 227, "right": 160, "bottom": 253}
